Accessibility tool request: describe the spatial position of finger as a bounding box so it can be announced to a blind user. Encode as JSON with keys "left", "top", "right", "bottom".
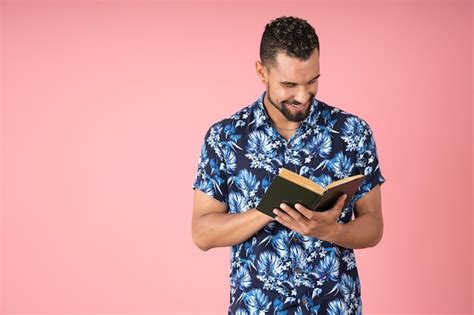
{"left": 331, "top": 194, "right": 347, "bottom": 213}
{"left": 273, "top": 208, "right": 304, "bottom": 233}
{"left": 273, "top": 207, "right": 294, "bottom": 224}
{"left": 279, "top": 203, "right": 308, "bottom": 224}
{"left": 294, "top": 203, "right": 316, "bottom": 220}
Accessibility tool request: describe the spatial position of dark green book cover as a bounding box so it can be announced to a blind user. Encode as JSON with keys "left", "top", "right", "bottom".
{"left": 256, "top": 168, "right": 366, "bottom": 218}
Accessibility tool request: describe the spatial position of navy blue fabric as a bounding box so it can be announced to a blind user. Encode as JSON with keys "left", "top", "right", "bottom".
{"left": 192, "top": 91, "right": 386, "bottom": 314}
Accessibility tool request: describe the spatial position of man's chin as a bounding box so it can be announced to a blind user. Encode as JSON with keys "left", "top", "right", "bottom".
{"left": 281, "top": 106, "right": 310, "bottom": 122}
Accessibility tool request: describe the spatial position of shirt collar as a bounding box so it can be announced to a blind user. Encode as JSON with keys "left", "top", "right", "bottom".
{"left": 252, "top": 91, "right": 321, "bottom": 129}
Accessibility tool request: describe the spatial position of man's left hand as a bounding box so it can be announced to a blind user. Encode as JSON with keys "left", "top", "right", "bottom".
{"left": 273, "top": 194, "right": 347, "bottom": 243}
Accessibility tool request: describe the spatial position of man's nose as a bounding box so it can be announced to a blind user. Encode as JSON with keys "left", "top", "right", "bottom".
{"left": 294, "top": 87, "right": 311, "bottom": 104}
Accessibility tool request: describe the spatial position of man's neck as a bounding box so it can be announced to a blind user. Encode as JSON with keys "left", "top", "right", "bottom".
{"left": 263, "top": 94, "right": 300, "bottom": 131}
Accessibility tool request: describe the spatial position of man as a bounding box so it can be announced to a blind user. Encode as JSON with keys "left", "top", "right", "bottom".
{"left": 191, "top": 16, "right": 386, "bottom": 314}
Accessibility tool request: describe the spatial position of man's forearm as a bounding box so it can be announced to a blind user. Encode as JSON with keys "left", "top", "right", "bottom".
{"left": 193, "top": 208, "right": 273, "bottom": 251}
{"left": 329, "top": 213, "right": 383, "bottom": 249}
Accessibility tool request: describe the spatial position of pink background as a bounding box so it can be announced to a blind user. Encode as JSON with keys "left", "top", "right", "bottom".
{"left": 1, "top": 0, "right": 472, "bottom": 314}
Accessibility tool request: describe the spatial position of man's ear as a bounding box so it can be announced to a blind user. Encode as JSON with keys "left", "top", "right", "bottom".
{"left": 255, "top": 60, "right": 268, "bottom": 84}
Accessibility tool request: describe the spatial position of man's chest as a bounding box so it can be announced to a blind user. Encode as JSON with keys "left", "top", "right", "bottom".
{"left": 225, "top": 126, "right": 357, "bottom": 214}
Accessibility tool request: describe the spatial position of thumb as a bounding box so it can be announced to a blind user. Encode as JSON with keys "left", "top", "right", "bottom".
{"left": 333, "top": 193, "right": 347, "bottom": 212}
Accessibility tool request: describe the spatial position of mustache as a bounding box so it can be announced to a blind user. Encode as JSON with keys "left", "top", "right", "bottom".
{"left": 284, "top": 95, "right": 314, "bottom": 106}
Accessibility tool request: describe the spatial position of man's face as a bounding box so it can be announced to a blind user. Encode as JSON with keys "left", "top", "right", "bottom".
{"left": 258, "top": 50, "right": 320, "bottom": 122}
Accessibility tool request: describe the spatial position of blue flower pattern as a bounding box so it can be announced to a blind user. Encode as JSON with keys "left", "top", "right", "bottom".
{"left": 192, "top": 91, "right": 386, "bottom": 314}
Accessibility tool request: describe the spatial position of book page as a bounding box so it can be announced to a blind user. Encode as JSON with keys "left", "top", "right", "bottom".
{"left": 279, "top": 168, "right": 325, "bottom": 195}
{"left": 326, "top": 174, "right": 365, "bottom": 190}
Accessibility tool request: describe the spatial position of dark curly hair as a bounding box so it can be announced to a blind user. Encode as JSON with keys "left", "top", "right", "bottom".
{"left": 259, "top": 16, "right": 319, "bottom": 69}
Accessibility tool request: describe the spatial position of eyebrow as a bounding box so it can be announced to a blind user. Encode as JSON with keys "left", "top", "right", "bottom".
{"left": 280, "top": 74, "right": 321, "bottom": 85}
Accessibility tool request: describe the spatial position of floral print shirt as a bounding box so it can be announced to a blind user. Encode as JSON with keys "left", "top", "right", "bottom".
{"left": 192, "top": 91, "right": 386, "bottom": 314}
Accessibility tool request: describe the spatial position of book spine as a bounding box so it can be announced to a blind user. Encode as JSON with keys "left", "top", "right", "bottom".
{"left": 312, "top": 191, "right": 326, "bottom": 210}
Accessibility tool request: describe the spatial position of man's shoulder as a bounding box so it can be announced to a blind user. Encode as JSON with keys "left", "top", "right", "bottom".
{"left": 317, "top": 99, "right": 372, "bottom": 131}
{"left": 204, "top": 100, "right": 258, "bottom": 136}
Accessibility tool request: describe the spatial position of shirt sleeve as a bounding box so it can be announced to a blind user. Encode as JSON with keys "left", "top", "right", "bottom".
{"left": 352, "top": 120, "right": 386, "bottom": 202}
{"left": 192, "top": 125, "right": 229, "bottom": 204}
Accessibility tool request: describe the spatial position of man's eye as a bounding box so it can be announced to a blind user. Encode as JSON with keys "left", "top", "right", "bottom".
{"left": 284, "top": 83, "right": 295, "bottom": 87}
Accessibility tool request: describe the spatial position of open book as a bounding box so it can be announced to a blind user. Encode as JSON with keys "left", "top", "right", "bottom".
{"left": 256, "top": 168, "right": 365, "bottom": 218}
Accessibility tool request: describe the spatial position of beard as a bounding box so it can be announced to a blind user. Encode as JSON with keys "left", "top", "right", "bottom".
{"left": 267, "top": 88, "right": 314, "bottom": 122}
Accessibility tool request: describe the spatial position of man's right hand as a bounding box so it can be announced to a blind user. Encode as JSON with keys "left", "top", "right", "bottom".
{"left": 191, "top": 189, "right": 273, "bottom": 251}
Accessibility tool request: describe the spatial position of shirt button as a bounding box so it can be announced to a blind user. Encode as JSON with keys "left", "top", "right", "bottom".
{"left": 294, "top": 267, "right": 302, "bottom": 274}
{"left": 287, "top": 143, "right": 292, "bottom": 149}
